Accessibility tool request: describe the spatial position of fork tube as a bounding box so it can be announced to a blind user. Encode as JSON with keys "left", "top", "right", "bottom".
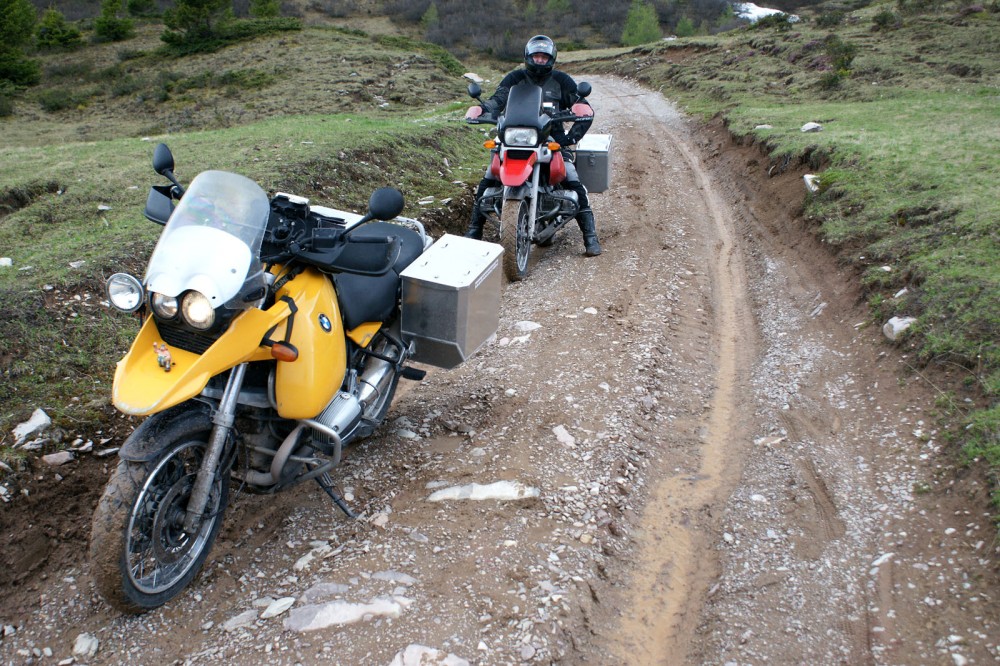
{"left": 183, "top": 362, "right": 247, "bottom": 533}
{"left": 528, "top": 163, "right": 540, "bottom": 239}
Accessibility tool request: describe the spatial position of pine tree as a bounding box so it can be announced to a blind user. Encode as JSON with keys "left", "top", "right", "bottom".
{"left": 621, "top": 0, "right": 661, "bottom": 46}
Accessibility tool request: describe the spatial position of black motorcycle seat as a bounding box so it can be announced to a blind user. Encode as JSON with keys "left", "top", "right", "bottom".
{"left": 349, "top": 222, "right": 424, "bottom": 275}
{"left": 333, "top": 271, "right": 399, "bottom": 331}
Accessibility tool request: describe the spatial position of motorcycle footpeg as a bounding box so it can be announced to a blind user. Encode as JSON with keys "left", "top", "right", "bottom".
{"left": 401, "top": 366, "right": 426, "bottom": 381}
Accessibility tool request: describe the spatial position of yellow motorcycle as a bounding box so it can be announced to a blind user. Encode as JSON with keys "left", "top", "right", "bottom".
{"left": 89, "top": 144, "right": 502, "bottom": 613}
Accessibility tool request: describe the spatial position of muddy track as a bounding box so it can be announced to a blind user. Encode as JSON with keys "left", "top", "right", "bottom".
{"left": 1, "top": 77, "right": 998, "bottom": 666}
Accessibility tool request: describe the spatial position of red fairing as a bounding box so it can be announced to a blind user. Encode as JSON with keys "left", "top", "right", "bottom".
{"left": 549, "top": 150, "right": 567, "bottom": 185}
{"left": 499, "top": 153, "right": 537, "bottom": 186}
{"left": 490, "top": 153, "right": 502, "bottom": 179}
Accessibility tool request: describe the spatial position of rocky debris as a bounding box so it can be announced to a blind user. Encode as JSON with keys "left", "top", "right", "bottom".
{"left": 883, "top": 315, "right": 917, "bottom": 341}
{"left": 283, "top": 597, "right": 410, "bottom": 633}
{"left": 389, "top": 644, "right": 470, "bottom": 666}
{"left": 72, "top": 633, "right": 98, "bottom": 659}
{"left": 800, "top": 121, "right": 823, "bottom": 132}
{"left": 221, "top": 610, "right": 257, "bottom": 632}
{"left": 426, "top": 480, "right": 540, "bottom": 502}
{"left": 41, "top": 451, "right": 75, "bottom": 467}
{"left": 12, "top": 409, "right": 51, "bottom": 446}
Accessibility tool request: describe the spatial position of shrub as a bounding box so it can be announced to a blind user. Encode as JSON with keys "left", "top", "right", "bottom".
{"left": 163, "top": 0, "right": 233, "bottom": 43}
{"left": 0, "top": 49, "right": 41, "bottom": 86}
{"left": 675, "top": 16, "right": 695, "bottom": 37}
{"left": 36, "top": 9, "right": 84, "bottom": 50}
{"left": 754, "top": 13, "right": 794, "bottom": 31}
{"left": 622, "top": 0, "right": 662, "bottom": 46}
{"left": 872, "top": 9, "right": 902, "bottom": 31}
{"left": 94, "top": 0, "right": 136, "bottom": 42}
{"left": 36, "top": 87, "right": 88, "bottom": 111}
{"left": 815, "top": 11, "right": 844, "bottom": 28}
{"left": 824, "top": 34, "right": 857, "bottom": 73}
{"left": 0, "top": 0, "right": 36, "bottom": 51}
{"left": 249, "top": 0, "right": 280, "bottom": 18}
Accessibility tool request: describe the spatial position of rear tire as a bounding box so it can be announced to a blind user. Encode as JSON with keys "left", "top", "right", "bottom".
{"left": 500, "top": 198, "right": 531, "bottom": 281}
{"left": 89, "top": 412, "right": 228, "bottom": 613}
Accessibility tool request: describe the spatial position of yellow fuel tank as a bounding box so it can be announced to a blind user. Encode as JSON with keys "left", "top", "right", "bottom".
{"left": 272, "top": 267, "right": 348, "bottom": 419}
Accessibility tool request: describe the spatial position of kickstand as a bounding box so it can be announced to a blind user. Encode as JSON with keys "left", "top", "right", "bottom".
{"left": 316, "top": 472, "right": 356, "bottom": 518}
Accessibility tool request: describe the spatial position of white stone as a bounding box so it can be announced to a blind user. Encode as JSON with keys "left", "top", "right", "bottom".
{"left": 261, "top": 597, "right": 296, "bottom": 619}
{"left": 463, "top": 72, "right": 484, "bottom": 84}
{"left": 803, "top": 174, "right": 820, "bottom": 193}
{"left": 222, "top": 610, "right": 257, "bottom": 631}
{"left": 882, "top": 316, "right": 917, "bottom": 341}
{"left": 0, "top": 258, "right": 11, "bottom": 268}
{"left": 72, "top": 633, "right": 99, "bottom": 659}
{"left": 801, "top": 121, "right": 823, "bottom": 132}
{"left": 299, "top": 582, "right": 350, "bottom": 604}
{"left": 42, "top": 451, "right": 75, "bottom": 467}
{"left": 13, "top": 409, "right": 51, "bottom": 446}
{"left": 513, "top": 320, "right": 542, "bottom": 332}
{"left": 283, "top": 598, "right": 405, "bottom": 632}
{"left": 552, "top": 425, "right": 576, "bottom": 448}
{"left": 428, "top": 481, "right": 540, "bottom": 502}
{"left": 389, "top": 644, "right": 470, "bottom": 666}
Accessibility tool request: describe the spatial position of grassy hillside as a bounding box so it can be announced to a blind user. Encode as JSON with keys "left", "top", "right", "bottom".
{"left": 578, "top": 0, "right": 1000, "bottom": 508}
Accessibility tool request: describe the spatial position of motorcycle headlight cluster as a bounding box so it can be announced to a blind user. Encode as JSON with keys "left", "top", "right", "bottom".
{"left": 504, "top": 127, "right": 538, "bottom": 147}
{"left": 150, "top": 290, "right": 215, "bottom": 330}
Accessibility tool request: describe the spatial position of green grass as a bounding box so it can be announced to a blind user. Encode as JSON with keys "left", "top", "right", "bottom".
{"left": 581, "top": 0, "right": 1000, "bottom": 512}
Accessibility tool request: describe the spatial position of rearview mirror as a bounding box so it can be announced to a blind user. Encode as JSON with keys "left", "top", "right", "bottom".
{"left": 577, "top": 82, "right": 592, "bottom": 98}
{"left": 467, "top": 82, "right": 482, "bottom": 99}
{"left": 152, "top": 143, "right": 175, "bottom": 176}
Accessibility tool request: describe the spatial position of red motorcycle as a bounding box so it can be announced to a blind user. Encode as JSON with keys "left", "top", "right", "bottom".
{"left": 465, "top": 80, "right": 594, "bottom": 281}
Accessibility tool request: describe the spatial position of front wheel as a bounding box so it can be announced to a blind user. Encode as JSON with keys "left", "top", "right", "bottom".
{"left": 89, "top": 412, "right": 229, "bottom": 613}
{"left": 500, "top": 197, "right": 531, "bottom": 281}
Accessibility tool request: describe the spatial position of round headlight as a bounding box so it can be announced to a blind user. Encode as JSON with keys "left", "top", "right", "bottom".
{"left": 107, "top": 273, "right": 143, "bottom": 312}
{"left": 150, "top": 293, "right": 179, "bottom": 319}
{"left": 181, "top": 292, "right": 215, "bottom": 330}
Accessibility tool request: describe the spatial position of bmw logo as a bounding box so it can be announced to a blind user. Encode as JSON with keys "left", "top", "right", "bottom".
{"left": 318, "top": 314, "right": 332, "bottom": 332}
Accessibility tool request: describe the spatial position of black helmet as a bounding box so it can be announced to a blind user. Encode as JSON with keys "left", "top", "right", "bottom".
{"left": 524, "top": 35, "right": 557, "bottom": 78}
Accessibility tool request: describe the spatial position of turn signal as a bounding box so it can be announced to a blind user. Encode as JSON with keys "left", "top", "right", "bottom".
{"left": 548, "top": 142, "right": 561, "bottom": 151}
{"left": 483, "top": 139, "right": 497, "bottom": 149}
{"left": 271, "top": 342, "right": 299, "bottom": 362}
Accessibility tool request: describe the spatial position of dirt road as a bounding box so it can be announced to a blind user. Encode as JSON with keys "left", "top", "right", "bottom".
{"left": 1, "top": 77, "right": 998, "bottom": 665}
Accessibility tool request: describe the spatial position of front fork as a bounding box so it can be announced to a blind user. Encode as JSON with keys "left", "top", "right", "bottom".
{"left": 183, "top": 362, "right": 247, "bottom": 534}
{"left": 503, "top": 164, "right": 541, "bottom": 241}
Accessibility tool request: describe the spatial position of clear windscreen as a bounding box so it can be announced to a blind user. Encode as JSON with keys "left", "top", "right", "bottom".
{"left": 144, "top": 170, "right": 270, "bottom": 309}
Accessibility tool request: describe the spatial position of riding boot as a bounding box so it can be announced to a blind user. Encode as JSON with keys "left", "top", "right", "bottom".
{"left": 464, "top": 180, "right": 491, "bottom": 240}
{"left": 576, "top": 208, "right": 602, "bottom": 257}
{"left": 464, "top": 206, "right": 485, "bottom": 240}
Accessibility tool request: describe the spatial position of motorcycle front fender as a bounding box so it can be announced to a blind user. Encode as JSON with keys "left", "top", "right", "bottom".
{"left": 112, "top": 301, "right": 293, "bottom": 416}
{"left": 499, "top": 155, "right": 537, "bottom": 187}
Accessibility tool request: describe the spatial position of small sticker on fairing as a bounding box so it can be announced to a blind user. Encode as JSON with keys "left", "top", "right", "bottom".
{"left": 318, "top": 314, "right": 332, "bottom": 332}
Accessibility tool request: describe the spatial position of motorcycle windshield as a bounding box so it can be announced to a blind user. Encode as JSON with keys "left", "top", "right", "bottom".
{"left": 503, "top": 83, "right": 546, "bottom": 130}
{"left": 145, "top": 170, "right": 270, "bottom": 309}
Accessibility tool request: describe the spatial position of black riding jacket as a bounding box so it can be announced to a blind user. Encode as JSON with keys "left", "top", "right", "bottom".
{"left": 482, "top": 68, "right": 593, "bottom": 147}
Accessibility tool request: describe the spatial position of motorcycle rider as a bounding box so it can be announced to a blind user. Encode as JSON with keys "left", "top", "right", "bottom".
{"left": 464, "top": 34, "right": 602, "bottom": 257}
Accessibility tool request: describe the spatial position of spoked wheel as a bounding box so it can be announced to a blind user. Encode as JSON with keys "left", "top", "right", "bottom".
{"left": 500, "top": 197, "right": 532, "bottom": 281}
{"left": 90, "top": 412, "right": 229, "bottom": 613}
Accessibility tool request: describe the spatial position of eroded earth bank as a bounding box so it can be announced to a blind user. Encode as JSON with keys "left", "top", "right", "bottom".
{"left": 1, "top": 76, "right": 998, "bottom": 665}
